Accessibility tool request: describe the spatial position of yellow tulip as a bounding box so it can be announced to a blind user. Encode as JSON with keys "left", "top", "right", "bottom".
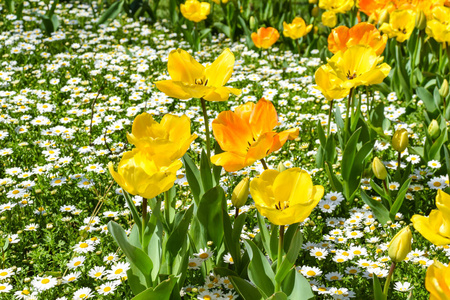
{"left": 372, "top": 157, "right": 387, "bottom": 180}
{"left": 232, "top": 177, "right": 250, "bottom": 208}
{"left": 283, "top": 17, "right": 313, "bottom": 40}
{"left": 425, "top": 261, "right": 450, "bottom": 300}
{"left": 322, "top": 11, "right": 338, "bottom": 28}
{"left": 379, "top": 10, "right": 416, "bottom": 43}
{"left": 326, "top": 45, "right": 391, "bottom": 89}
{"left": 314, "top": 64, "right": 350, "bottom": 100}
{"left": 388, "top": 226, "right": 412, "bottom": 263}
{"left": 108, "top": 148, "right": 182, "bottom": 199}
{"left": 411, "top": 190, "right": 450, "bottom": 245}
{"left": 154, "top": 48, "right": 241, "bottom": 102}
{"left": 126, "top": 112, "right": 197, "bottom": 161}
{"left": 426, "top": 6, "right": 450, "bottom": 43}
{"left": 319, "top": 0, "right": 354, "bottom": 14}
{"left": 250, "top": 168, "right": 324, "bottom": 225}
{"left": 180, "top": 0, "right": 210, "bottom": 23}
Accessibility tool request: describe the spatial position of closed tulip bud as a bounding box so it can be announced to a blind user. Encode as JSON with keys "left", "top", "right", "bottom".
{"left": 249, "top": 16, "right": 256, "bottom": 31}
{"left": 428, "top": 120, "right": 440, "bottom": 140}
{"left": 308, "top": 0, "right": 318, "bottom": 3}
{"left": 232, "top": 177, "right": 250, "bottom": 208}
{"left": 277, "top": 162, "right": 287, "bottom": 172}
{"left": 377, "top": 9, "right": 390, "bottom": 26}
{"left": 312, "top": 6, "right": 319, "bottom": 17}
{"left": 388, "top": 226, "right": 412, "bottom": 263}
{"left": 439, "top": 79, "right": 449, "bottom": 98}
{"left": 322, "top": 11, "right": 337, "bottom": 28}
{"left": 372, "top": 157, "right": 387, "bottom": 180}
{"left": 415, "top": 10, "right": 426, "bottom": 30}
{"left": 392, "top": 129, "right": 409, "bottom": 152}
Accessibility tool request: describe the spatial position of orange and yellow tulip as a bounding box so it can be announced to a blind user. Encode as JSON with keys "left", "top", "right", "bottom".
{"left": 411, "top": 190, "right": 450, "bottom": 245}
{"left": 250, "top": 168, "right": 324, "bottom": 225}
{"left": 180, "top": 0, "right": 210, "bottom": 23}
{"left": 126, "top": 112, "right": 197, "bottom": 161}
{"left": 283, "top": 17, "right": 313, "bottom": 40}
{"left": 328, "top": 22, "right": 387, "bottom": 55}
{"left": 425, "top": 261, "right": 450, "bottom": 300}
{"left": 319, "top": 0, "right": 354, "bottom": 14}
{"left": 211, "top": 98, "right": 298, "bottom": 172}
{"left": 154, "top": 48, "right": 241, "bottom": 102}
{"left": 251, "top": 27, "right": 280, "bottom": 49}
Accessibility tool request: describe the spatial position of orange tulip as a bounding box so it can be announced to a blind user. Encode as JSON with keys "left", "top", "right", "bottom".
{"left": 211, "top": 98, "right": 299, "bottom": 172}
{"left": 328, "top": 22, "right": 387, "bottom": 55}
{"left": 251, "top": 27, "right": 280, "bottom": 49}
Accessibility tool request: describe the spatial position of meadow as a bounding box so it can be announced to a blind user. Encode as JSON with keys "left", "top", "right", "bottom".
{"left": 1, "top": 0, "right": 450, "bottom": 299}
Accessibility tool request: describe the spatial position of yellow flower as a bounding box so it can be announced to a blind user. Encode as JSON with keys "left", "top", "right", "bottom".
{"left": 411, "top": 190, "right": 450, "bottom": 245}
{"left": 250, "top": 168, "right": 324, "bottom": 225}
{"left": 322, "top": 11, "right": 338, "bottom": 28}
{"left": 372, "top": 157, "right": 387, "bottom": 180}
{"left": 379, "top": 10, "right": 416, "bottom": 43}
{"left": 126, "top": 112, "right": 197, "bottom": 161}
{"left": 231, "top": 177, "right": 250, "bottom": 208}
{"left": 180, "top": 0, "right": 210, "bottom": 23}
{"left": 426, "top": 6, "right": 450, "bottom": 43}
{"left": 283, "top": 17, "right": 313, "bottom": 40}
{"left": 392, "top": 128, "right": 409, "bottom": 152}
{"left": 425, "top": 261, "right": 450, "bottom": 300}
{"left": 314, "top": 64, "right": 350, "bottom": 101}
{"left": 319, "top": 0, "right": 354, "bottom": 14}
{"left": 154, "top": 48, "right": 241, "bottom": 102}
{"left": 108, "top": 148, "right": 182, "bottom": 199}
{"left": 326, "top": 45, "right": 391, "bottom": 89}
{"left": 388, "top": 226, "right": 412, "bottom": 263}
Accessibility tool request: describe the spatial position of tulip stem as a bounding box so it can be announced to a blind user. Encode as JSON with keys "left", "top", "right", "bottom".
{"left": 383, "top": 262, "right": 396, "bottom": 297}
{"left": 344, "top": 88, "right": 354, "bottom": 142}
{"left": 142, "top": 198, "right": 147, "bottom": 242}
{"left": 260, "top": 159, "right": 269, "bottom": 170}
{"left": 327, "top": 99, "right": 334, "bottom": 137}
{"left": 397, "top": 151, "right": 401, "bottom": 172}
{"left": 200, "top": 98, "right": 211, "bottom": 160}
{"left": 275, "top": 225, "right": 285, "bottom": 293}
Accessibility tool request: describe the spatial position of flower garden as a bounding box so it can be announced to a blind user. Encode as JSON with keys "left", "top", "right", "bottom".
{"left": 1, "top": 0, "right": 450, "bottom": 299}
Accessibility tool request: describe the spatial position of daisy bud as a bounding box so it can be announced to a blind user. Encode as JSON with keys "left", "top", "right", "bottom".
{"left": 372, "top": 157, "right": 387, "bottom": 180}
{"left": 232, "top": 177, "right": 249, "bottom": 208}
{"left": 388, "top": 226, "right": 412, "bottom": 263}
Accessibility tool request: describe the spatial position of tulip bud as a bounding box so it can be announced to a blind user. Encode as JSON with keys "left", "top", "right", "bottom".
{"left": 392, "top": 129, "right": 409, "bottom": 152}
{"left": 428, "top": 119, "right": 440, "bottom": 140}
{"left": 415, "top": 10, "right": 426, "bottom": 30}
{"left": 388, "top": 226, "right": 412, "bottom": 263}
{"left": 439, "top": 79, "right": 449, "bottom": 98}
{"left": 322, "top": 11, "right": 337, "bottom": 28}
{"left": 377, "top": 9, "right": 390, "bottom": 26}
{"left": 308, "top": 0, "right": 318, "bottom": 3}
{"left": 372, "top": 157, "right": 387, "bottom": 180}
{"left": 277, "top": 162, "right": 287, "bottom": 172}
{"left": 249, "top": 16, "right": 256, "bottom": 31}
{"left": 232, "top": 177, "right": 250, "bottom": 208}
{"left": 311, "top": 6, "right": 319, "bottom": 17}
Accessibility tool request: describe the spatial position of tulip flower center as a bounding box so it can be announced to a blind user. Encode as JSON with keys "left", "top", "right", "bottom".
{"left": 275, "top": 201, "right": 289, "bottom": 211}
{"left": 194, "top": 78, "right": 208, "bottom": 86}
{"left": 346, "top": 71, "right": 358, "bottom": 80}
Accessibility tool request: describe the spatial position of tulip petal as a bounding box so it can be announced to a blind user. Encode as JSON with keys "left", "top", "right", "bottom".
{"left": 411, "top": 212, "right": 450, "bottom": 246}
{"left": 273, "top": 168, "right": 313, "bottom": 207}
{"left": 167, "top": 49, "right": 204, "bottom": 84}
{"left": 204, "top": 49, "right": 235, "bottom": 87}
{"left": 212, "top": 111, "right": 253, "bottom": 154}
{"left": 154, "top": 80, "right": 192, "bottom": 100}
{"left": 250, "top": 170, "right": 278, "bottom": 208}
{"left": 249, "top": 99, "right": 278, "bottom": 137}
{"left": 203, "top": 86, "right": 240, "bottom": 102}
{"left": 210, "top": 151, "right": 247, "bottom": 172}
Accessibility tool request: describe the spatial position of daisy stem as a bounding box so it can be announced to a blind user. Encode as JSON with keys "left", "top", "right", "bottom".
{"left": 383, "top": 262, "right": 396, "bottom": 297}
{"left": 327, "top": 99, "right": 334, "bottom": 137}
{"left": 275, "top": 225, "right": 285, "bottom": 293}
{"left": 260, "top": 158, "right": 269, "bottom": 170}
{"left": 200, "top": 98, "right": 211, "bottom": 161}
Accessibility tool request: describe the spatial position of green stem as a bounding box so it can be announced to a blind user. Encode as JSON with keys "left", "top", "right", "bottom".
{"left": 344, "top": 88, "right": 354, "bottom": 142}
{"left": 275, "top": 225, "right": 285, "bottom": 293}
{"left": 142, "top": 198, "right": 147, "bottom": 245}
{"left": 327, "top": 99, "right": 334, "bottom": 137}
{"left": 260, "top": 158, "right": 269, "bottom": 170}
{"left": 200, "top": 98, "right": 211, "bottom": 160}
{"left": 164, "top": 190, "right": 171, "bottom": 227}
{"left": 382, "top": 179, "right": 392, "bottom": 207}
{"left": 383, "top": 262, "right": 396, "bottom": 297}
{"left": 397, "top": 151, "right": 401, "bottom": 172}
